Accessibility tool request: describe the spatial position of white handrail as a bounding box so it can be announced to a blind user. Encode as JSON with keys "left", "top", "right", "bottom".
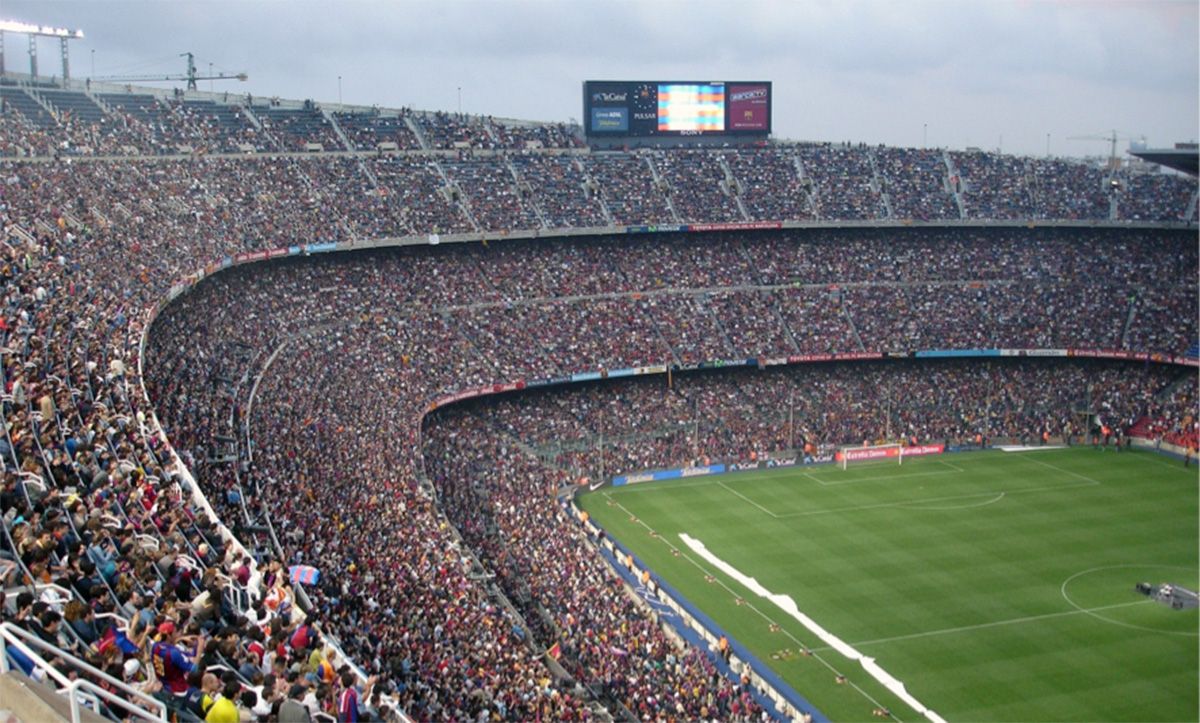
{"left": 33, "top": 583, "right": 76, "bottom": 609}
{"left": 93, "top": 611, "right": 130, "bottom": 629}
{"left": 0, "top": 622, "right": 166, "bottom": 721}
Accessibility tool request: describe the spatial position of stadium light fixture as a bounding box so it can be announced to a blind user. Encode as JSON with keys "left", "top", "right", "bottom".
{"left": 0, "top": 19, "right": 85, "bottom": 81}
{"left": 0, "top": 20, "right": 85, "bottom": 38}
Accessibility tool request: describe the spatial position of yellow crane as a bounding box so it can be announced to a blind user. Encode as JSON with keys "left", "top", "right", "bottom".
{"left": 1066, "top": 130, "right": 1141, "bottom": 170}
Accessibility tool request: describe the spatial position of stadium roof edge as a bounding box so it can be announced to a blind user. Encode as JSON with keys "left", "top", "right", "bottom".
{"left": 1130, "top": 147, "right": 1198, "bottom": 177}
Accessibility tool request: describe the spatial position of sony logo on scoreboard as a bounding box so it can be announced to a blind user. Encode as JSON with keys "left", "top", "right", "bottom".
{"left": 592, "top": 91, "right": 627, "bottom": 102}
{"left": 730, "top": 88, "right": 768, "bottom": 102}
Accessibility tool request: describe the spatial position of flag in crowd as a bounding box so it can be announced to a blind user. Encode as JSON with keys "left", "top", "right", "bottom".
{"left": 290, "top": 565, "right": 322, "bottom": 586}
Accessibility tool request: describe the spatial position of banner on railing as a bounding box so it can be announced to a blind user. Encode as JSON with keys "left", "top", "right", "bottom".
{"left": 837, "top": 444, "right": 944, "bottom": 463}
{"left": 686, "top": 221, "right": 783, "bottom": 232}
{"left": 1068, "top": 348, "right": 1199, "bottom": 367}
{"left": 612, "top": 463, "right": 726, "bottom": 487}
{"left": 625, "top": 224, "right": 685, "bottom": 234}
{"left": 783, "top": 351, "right": 885, "bottom": 364}
{"left": 999, "top": 348, "right": 1068, "bottom": 357}
{"left": 915, "top": 349, "right": 1001, "bottom": 358}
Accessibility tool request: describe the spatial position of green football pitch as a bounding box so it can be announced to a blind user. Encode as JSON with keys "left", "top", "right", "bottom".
{"left": 577, "top": 448, "right": 1199, "bottom": 722}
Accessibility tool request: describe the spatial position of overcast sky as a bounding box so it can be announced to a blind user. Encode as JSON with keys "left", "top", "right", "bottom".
{"left": 4, "top": 0, "right": 1197, "bottom": 158}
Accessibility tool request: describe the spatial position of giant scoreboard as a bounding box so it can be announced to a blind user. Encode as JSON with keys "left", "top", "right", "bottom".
{"left": 584, "top": 81, "right": 771, "bottom": 138}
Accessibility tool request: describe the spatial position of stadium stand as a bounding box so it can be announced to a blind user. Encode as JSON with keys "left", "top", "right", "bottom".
{"left": 0, "top": 78, "right": 1196, "bottom": 723}
{"left": 256, "top": 102, "right": 343, "bottom": 151}
{"left": 334, "top": 109, "right": 422, "bottom": 152}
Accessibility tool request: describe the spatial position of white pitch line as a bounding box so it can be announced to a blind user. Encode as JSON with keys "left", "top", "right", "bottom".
{"left": 897, "top": 491, "right": 1004, "bottom": 510}
{"left": 824, "top": 599, "right": 1154, "bottom": 651}
{"left": 810, "top": 468, "right": 960, "bottom": 486}
{"left": 771, "top": 479, "right": 1098, "bottom": 519}
{"left": 1132, "top": 452, "right": 1196, "bottom": 472}
{"left": 1020, "top": 453, "right": 1104, "bottom": 485}
{"left": 937, "top": 458, "right": 965, "bottom": 472}
{"left": 718, "top": 480, "right": 779, "bottom": 518}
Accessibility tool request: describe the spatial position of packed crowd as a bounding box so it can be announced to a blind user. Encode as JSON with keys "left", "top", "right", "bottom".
{"left": 0, "top": 159, "right": 411, "bottom": 723}
{"left": 797, "top": 144, "right": 888, "bottom": 220}
{"left": 441, "top": 158, "right": 543, "bottom": 232}
{"left": 138, "top": 226, "right": 1192, "bottom": 720}
{"left": 1, "top": 86, "right": 583, "bottom": 157}
{"left": 257, "top": 105, "right": 343, "bottom": 151}
{"left": 874, "top": 147, "right": 959, "bottom": 221}
{"left": 334, "top": 110, "right": 422, "bottom": 152}
{"left": 587, "top": 153, "right": 677, "bottom": 226}
{"left": 725, "top": 147, "right": 815, "bottom": 221}
{"left": 410, "top": 113, "right": 583, "bottom": 152}
{"left": 949, "top": 150, "right": 1037, "bottom": 220}
{"left": 508, "top": 155, "right": 609, "bottom": 229}
{"left": 0, "top": 102, "right": 1196, "bottom": 722}
{"left": 3, "top": 84, "right": 1196, "bottom": 228}
{"left": 650, "top": 151, "right": 744, "bottom": 223}
{"left": 425, "top": 409, "right": 767, "bottom": 721}
{"left": 454, "top": 359, "right": 1191, "bottom": 480}
{"left": 1136, "top": 382, "right": 1199, "bottom": 450}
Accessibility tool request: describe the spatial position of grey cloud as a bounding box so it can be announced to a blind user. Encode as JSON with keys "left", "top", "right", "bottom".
{"left": 1, "top": 0, "right": 1194, "bottom": 156}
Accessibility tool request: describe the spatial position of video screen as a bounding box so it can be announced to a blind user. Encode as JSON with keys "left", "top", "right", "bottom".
{"left": 656, "top": 84, "right": 725, "bottom": 133}
{"left": 584, "top": 80, "right": 770, "bottom": 137}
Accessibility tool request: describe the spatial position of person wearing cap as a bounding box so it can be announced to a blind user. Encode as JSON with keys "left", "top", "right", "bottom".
{"left": 150, "top": 620, "right": 196, "bottom": 695}
{"left": 121, "top": 657, "right": 160, "bottom": 695}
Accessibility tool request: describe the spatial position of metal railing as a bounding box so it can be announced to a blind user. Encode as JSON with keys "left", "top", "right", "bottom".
{"left": 0, "top": 622, "right": 167, "bottom": 722}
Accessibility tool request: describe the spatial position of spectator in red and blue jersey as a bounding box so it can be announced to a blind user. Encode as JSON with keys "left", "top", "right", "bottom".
{"left": 151, "top": 621, "right": 198, "bottom": 696}
{"left": 337, "top": 671, "right": 376, "bottom": 723}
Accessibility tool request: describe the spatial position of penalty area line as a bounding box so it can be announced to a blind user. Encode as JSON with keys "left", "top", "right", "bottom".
{"left": 717, "top": 481, "right": 779, "bottom": 518}
{"left": 809, "top": 468, "right": 960, "bottom": 486}
{"left": 772, "top": 479, "right": 1099, "bottom": 519}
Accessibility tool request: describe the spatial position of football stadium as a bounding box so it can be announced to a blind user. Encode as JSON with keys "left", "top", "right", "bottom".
{"left": 0, "top": 4, "right": 1197, "bottom": 722}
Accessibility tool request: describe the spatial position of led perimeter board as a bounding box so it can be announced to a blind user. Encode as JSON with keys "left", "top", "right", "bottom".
{"left": 584, "top": 81, "right": 771, "bottom": 137}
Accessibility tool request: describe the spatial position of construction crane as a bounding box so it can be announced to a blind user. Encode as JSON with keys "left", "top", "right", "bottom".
{"left": 1066, "top": 130, "right": 1143, "bottom": 170}
{"left": 94, "top": 52, "right": 246, "bottom": 91}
